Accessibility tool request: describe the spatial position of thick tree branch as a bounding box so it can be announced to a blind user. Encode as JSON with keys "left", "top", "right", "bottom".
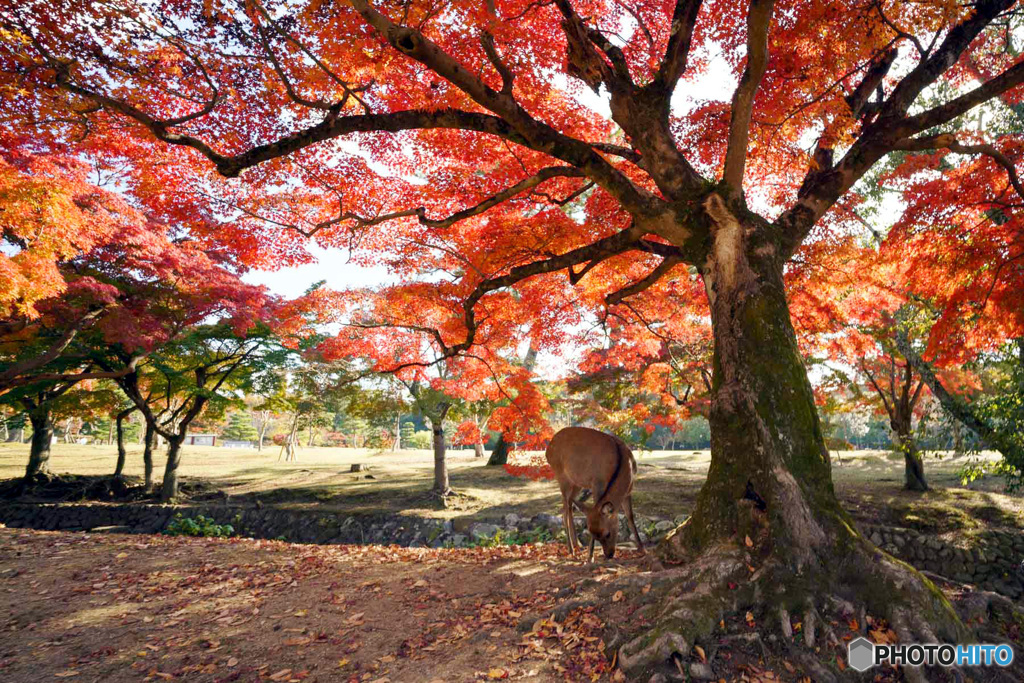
{"left": 651, "top": 0, "right": 704, "bottom": 89}
{"left": 881, "top": 0, "right": 1016, "bottom": 120}
{"left": 722, "top": 0, "right": 775, "bottom": 197}
{"left": 775, "top": 0, "right": 1020, "bottom": 258}
{"left": 349, "top": 0, "right": 658, "bottom": 217}
{"left": 900, "top": 58, "right": 1024, "bottom": 136}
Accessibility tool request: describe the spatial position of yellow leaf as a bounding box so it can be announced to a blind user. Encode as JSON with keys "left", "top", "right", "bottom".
{"left": 695, "top": 645, "right": 706, "bottom": 662}
{"left": 783, "top": 660, "right": 795, "bottom": 673}
{"left": 338, "top": 659, "right": 349, "bottom": 668}
{"left": 487, "top": 668, "right": 508, "bottom": 679}
{"left": 744, "top": 535, "right": 753, "bottom": 547}
{"left": 413, "top": 579, "right": 428, "bottom": 587}
{"left": 612, "top": 590, "right": 623, "bottom": 602}
{"left": 227, "top": 658, "right": 238, "bottom": 667}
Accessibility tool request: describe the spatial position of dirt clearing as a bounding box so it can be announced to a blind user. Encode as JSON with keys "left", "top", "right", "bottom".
{"left": 0, "top": 528, "right": 643, "bottom": 682}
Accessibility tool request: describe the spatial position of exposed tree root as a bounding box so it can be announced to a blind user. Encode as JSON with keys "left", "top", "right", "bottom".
{"left": 551, "top": 527, "right": 1024, "bottom": 683}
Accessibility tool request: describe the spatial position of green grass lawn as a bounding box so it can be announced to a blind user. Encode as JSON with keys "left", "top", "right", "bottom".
{"left": 1, "top": 442, "right": 1021, "bottom": 532}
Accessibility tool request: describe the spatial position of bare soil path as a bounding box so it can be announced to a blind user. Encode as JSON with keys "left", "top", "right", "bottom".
{"left": 0, "top": 528, "right": 643, "bottom": 683}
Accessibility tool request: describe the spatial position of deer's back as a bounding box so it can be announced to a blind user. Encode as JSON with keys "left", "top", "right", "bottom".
{"left": 545, "top": 427, "right": 633, "bottom": 492}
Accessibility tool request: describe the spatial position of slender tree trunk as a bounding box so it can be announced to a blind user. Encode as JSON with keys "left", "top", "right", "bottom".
{"left": 107, "top": 419, "right": 114, "bottom": 446}
{"left": 160, "top": 436, "right": 185, "bottom": 502}
{"left": 113, "top": 407, "right": 135, "bottom": 479}
{"left": 143, "top": 421, "right": 157, "bottom": 493}
{"left": 25, "top": 405, "right": 54, "bottom": 479}
{"left": 474, "top": 440, "right": 485, "bottom": 458}
{"left": 257, "top": 413, "right": 268, "bottom": 453}
{"left": 486, "top": 433, "right": 510, "bottom": 466}
{"left": 392, "top": 416, "right": 401, "bottom": 451}
{"left": 431, "top": 423, "right": 449, "bottom": 494}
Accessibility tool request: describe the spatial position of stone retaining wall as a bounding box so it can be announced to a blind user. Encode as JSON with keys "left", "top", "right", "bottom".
{"left": 2, "top": 503, "right": 1021, "bottom": 601}
{"left": 861, "top": 523, "right": 1024, "bottom": 599}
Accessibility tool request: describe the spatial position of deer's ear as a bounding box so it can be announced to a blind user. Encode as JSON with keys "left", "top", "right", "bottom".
{"left": 601, "top": 502, "right": 614, "bottom": 515}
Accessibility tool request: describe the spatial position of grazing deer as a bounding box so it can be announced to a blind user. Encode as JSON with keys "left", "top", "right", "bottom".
{"left": 545, "top": 427, "right": 644, "bottom": 562}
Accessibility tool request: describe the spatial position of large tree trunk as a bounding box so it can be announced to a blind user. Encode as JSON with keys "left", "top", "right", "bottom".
{"left": 113, "top": 407, "right": 135, "bottom": 479}
{"left": 892, "top": 411, "right": 928, "bottom": 491}
{"left": 25, "top": 405, "right": 54, "bottom": 479}
{"left": 645, "top": 200, "right": 963, "bottom": 674}
{"left": 431, "top": 424, "right": 450, "bottom": 495}
{"left": 676, "top": 200, "right": 845, "bottom": 562}
{"left": 160, "top": 436, "right": 184, "bottom": 502}
{"left": 143, "top": 421, "right": 157, "bottom": 493}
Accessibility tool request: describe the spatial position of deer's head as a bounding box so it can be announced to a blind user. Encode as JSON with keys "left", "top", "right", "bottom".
{"left": 582, "top": 501, "right": 619, "bottom": 559}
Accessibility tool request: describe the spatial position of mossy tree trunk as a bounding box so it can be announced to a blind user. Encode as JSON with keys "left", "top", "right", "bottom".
{"left": 636, "top": 197, "right": 965, "bottom": 678}
{"left": 679, "top": 196, "right": 848, "bottom": 568}
{"left": 25, "top": 404, "right": 54, "bottom": 479}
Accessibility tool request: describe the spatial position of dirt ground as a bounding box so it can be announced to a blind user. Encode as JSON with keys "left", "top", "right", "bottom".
{"left": 0, "top": 527, "right": 644, "bottom": 683}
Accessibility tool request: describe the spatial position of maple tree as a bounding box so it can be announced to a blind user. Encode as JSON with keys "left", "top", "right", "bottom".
{"left": 6, "top": 0, "right": 1024, "bottom": 662}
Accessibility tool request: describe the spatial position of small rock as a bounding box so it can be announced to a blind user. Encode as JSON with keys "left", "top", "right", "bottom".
{"left": 689, "top": 662, "right": 716, "bottom": 680}
{"left": 450, "top": 533, "right": 467, "bottom": 547}
{"left": 647, "top": 675, "right": 667, "bottom": 683}
{"left": 503, "top": 513, "right": 520, "bottom": 527}
{"left": 654, "top": 520, "right": 675, "bottom": 532}
{"left": 870, "top": 532, "right": 883, "bottom": 545}
{"left": 470, "top": 523, "right": 501, "bottom": 540}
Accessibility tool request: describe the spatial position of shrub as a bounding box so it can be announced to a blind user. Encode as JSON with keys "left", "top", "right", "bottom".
{"left": 164, "top": 513, "right": 235, "bottom": 538}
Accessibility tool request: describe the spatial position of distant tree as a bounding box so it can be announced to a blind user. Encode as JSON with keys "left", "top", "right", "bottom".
{"left": 222, "top": 412, "right": 259, "bottom": 442}
{"left": 400, "top": 420, "right": 415, "bottom": 449}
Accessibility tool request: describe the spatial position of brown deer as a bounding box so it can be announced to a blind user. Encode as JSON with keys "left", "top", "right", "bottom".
{"left": 545, "top": 427, "right": 644, "bottom": 562}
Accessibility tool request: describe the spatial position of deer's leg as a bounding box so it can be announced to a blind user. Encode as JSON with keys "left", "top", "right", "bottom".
{"left": 560, "top": 490, "right": 577, "bottom": 557}
{"left": 625, "top": 495, "right": 645, "bottom": 555}
{"left": 587, "top": 536, "right": 595, "bottom": 564}
{"left": 562, "top": 483, "right": 583, "bottom": 557}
